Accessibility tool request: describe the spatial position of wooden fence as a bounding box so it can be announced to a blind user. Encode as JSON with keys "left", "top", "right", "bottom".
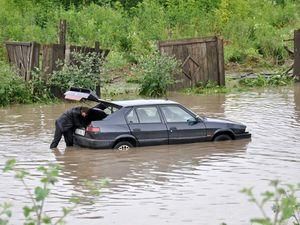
{"left": 6, "top": 42, "right": 40, "bottom": 81}
{"left": 158, "top": 36, "right": 225, "bottom": 90}
{"left": 5, "top": 41, "right": 109, "bottom": 81}
{"left": 294, "top": 30, "right": 300, "bottom": 80}
{"left": 42, "top": 43, "right": 109, "bottom": 80}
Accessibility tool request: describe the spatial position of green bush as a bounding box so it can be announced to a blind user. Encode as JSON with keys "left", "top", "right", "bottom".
{"left": 49, "top": 52, "right": 102, "bottom": 93}
{"left": 27, "top": 69, "right": 53, "bottom": 102}
{"left": 134, "top": 50, "right": 179, "bottom": 97}
{"left": 0, "top": 61, "right": 32, "bottom": 106}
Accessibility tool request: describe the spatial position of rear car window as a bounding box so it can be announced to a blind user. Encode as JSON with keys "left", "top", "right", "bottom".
{"left": 126, "top": 109, "right": 139, "bottom": 123}
{"left": 136, "top": 106, "right": 161, "bottom": 123}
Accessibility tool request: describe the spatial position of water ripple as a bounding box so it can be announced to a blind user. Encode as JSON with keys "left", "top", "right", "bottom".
{"left": 0, "top": 85, "right": 300, "bottom": 225}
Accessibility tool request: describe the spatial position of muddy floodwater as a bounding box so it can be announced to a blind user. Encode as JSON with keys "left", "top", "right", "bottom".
{"left": 1, "top": 84, "right": 300, "bottom": 225}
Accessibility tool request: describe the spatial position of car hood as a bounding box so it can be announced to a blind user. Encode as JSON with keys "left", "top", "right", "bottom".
{"left": 203, "top": 117, "right": 246, "bottom": 129}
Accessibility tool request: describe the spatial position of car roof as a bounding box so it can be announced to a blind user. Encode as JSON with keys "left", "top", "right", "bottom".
{"left": 111, "top": 99, "right": 179, "bottom": 107}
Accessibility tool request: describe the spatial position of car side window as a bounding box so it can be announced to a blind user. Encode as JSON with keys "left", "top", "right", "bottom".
{"left": 136, "top": 106, "right": 161, "bottom": 123}
{"left": 161, "top": 105, "right": 194, "bottom": 122}
{"left": 126, "top": 109, "right": 139, "bottom": 124}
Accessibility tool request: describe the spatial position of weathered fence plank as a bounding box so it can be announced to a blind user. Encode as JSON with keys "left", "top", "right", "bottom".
{"left": 217, "top": 38, "right": 225, "bottom": 86}
{"left": 58, "top": 19, "right": 67, "bottom": 45}
{"left": 42, "top": 44, "right": 65, "bottom": 79}
{"left": 159, "top": 36, "right": 217, "bottom": 47}
{"left": 294, "top": 30, "right": 300, "bottom": 80}
{"left": 5, "top": 42, "right": 40, "bottom": 81}
{"left": 159, "top": 36, "right": 225, "bottom": 90}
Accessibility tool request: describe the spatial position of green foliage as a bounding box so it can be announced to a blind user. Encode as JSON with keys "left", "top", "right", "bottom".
{"left": 2, "top": 160, "right": 62, "bottom": 225}
{"left": 183, "top": 73, "right": 294, "bottom": 95}
{"left": 0, "top": 202, "right": 11, "bottom": 225}
{"left": 0, "top": 0, "right": 299, "bottom": 66}
{"left": 28, "top": 69, "right": 53, "bottom": 103}
{"left": 0, "top": 51, "right": 102, "bottom": 106}
{"left": 0, "top": 62, "right": 32, "bottom": 106}
{"left": 1, "top": 159, "right": 108, "bottom": 225}
{"left": 50, "top": 52, "right": 101, "bottom": 93}
{"left": 239, "top": 74, "right": 294, "bottom": 87}
{"left": 241, "top": 180, "right": 300, "bottom": 225}
{"left": 0, "top": 61, "right": 55, "bottom": 106}
{"left": 0, "top": 0, "right": 299, "bottom": 104}
{"left": 134, "top": 50, "right": 179, "bottom": 97}
{"left": 185, "top": 80, "right": 230, "bottom": 95}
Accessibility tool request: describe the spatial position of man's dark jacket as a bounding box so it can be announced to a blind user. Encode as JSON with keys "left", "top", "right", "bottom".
{"left": 56, "top": 107, "right": 86, "bottom": 132}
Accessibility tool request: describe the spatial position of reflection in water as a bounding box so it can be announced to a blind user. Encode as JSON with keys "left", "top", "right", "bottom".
{"left": 169, "top": 92, "right": 226, "bottom": 117}
{"left": 0, "top": 84, "right": 300, "bottom": 225}
{"left": 53, "top": 141, "right": 249, "bottom": 189}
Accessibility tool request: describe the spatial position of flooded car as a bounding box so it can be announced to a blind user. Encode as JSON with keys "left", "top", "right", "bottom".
{"left": 65, "top": 88, "right": 251, "bottom": 150}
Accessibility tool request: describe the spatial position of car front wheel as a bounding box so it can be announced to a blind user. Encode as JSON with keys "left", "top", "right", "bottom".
{"left": 114, "top": 141, "right": 133, "bottom": 151}
{"left": 214, "top": 134, "right": 232, "bottom": 141}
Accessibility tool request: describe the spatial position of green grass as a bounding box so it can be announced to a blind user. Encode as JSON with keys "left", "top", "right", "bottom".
{"left": 183, "top": 74, "right": 294, "bottom": 95}
{"left": 0, "top": 0, "right": 299, "bottom": 65}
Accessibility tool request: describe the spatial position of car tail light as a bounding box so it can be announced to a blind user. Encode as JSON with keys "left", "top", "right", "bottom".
{"left": 86, "top": 124, "right": 100, "bottom": 133}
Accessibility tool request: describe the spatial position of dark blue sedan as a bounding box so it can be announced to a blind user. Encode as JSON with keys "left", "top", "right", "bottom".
{"left": 65, "top": 88, "right": 251, "bottom": 150}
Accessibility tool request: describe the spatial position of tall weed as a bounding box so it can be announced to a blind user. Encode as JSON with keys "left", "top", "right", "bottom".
{"left": 134, "top": 50, "right": 179, "bottom": 97}
{"left": 0, "top": 61, "right": 31, "bottom": 106}
{"left": 49, "top": 52, "right": 102, "bottom": 93}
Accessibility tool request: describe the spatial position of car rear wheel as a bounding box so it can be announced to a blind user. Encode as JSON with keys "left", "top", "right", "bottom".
{"left": 114, "top": 141, "right": 133, "bottom": 151}
{"left": 214, "top": 134, "right": 232, "bottom": 141}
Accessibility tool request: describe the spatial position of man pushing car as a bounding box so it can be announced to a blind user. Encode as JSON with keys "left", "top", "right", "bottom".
{"left": 50, "top": 106, "right": 90, "bottom": 149}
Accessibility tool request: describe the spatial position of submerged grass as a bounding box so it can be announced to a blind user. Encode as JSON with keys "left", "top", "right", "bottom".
{"left": 239, "top": 74, "right": 294, "bottom": 87}
{"left": 183, "top": 74, "right": 294, "bottom": 95}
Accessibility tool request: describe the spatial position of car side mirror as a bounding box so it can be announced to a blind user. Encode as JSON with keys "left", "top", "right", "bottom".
{"left": 187, "top": 117, "right": 198, "bottom": 124}
{"left": 195, "top": 116, "right": 202, "bottom": 122}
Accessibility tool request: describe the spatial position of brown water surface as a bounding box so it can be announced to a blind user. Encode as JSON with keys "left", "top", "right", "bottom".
{"left": 1, "top": 84, "right": 300, "bottom": 225}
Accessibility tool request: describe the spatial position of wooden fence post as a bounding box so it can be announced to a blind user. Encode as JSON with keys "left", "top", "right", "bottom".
{"left": 217, "top": 37, "right": 225, "bottom": 86}
{"left": 28, "top": 42, "right": 40, "bottom": 81}
{"left": 294, "top": 30, "right": 300, "bottom": 81}
{"left": 58, "top": 19, "right": 67, "bottom": 45}
{"left": 94, "top": 41, "right": 101, "bottom": 97}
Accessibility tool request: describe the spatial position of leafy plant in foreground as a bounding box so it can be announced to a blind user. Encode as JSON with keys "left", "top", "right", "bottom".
{"left": 241, "top": 180, "right": 300, "bottom": 225}
{"left": 0, "top": 202, "right": 12, "bottom": 225}
{"left": 1, "top": 159, "right": 108, "bottom": 225}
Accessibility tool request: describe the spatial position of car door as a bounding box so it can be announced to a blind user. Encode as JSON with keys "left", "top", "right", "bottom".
{"left": 126, "top": 106, "right": 168, "bottom": 146}
{"left": 159, "top": 104, "right": 207, "bottom": 144}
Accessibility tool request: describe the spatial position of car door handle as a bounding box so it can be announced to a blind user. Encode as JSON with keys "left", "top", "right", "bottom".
{"left": 133, "top": 128, "right": 141, "bottom": 132}
{"left": 169, "top": 127, "right": 177, "bottom": 133}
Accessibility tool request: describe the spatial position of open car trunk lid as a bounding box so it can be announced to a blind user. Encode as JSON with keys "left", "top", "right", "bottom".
{"left": 64, "top": 87, "right": 122, "bottom": 109}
